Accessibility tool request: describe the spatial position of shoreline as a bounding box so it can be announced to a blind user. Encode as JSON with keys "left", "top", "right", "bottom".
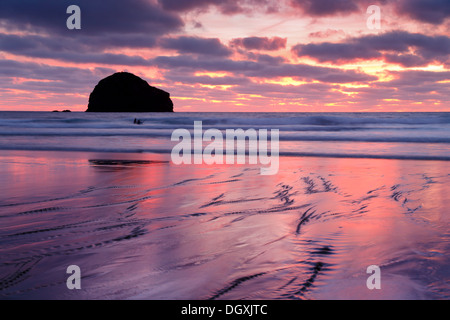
{"left": 1, "top": 148, "right": 449, "bottom": 299}
{"left": 1, "top": 148, "right": 450, "bottom": 162}
{"left": 1, "top": 111, "right": 449, "bottom": 300}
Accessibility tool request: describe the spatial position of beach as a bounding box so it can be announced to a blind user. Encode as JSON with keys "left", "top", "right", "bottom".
{"left": 0, "top": 112, "right": 449, "bottom": 300}
{"left": 1, "top": 150, "right": 449, "bottom": 299}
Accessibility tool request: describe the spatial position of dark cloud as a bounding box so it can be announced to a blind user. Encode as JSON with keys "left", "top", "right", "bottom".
{"left": 245, "top": 53, "right": 287, "bottom": 64}
{"left": 293, "top": 42, "right": 380, "bottom": 62}
{"left": 0, "top": 33, "right": 156, "bottom": 52}
{"left": 0, "top": 59, "right": 114, "bottom": 93}
{"left": 0, "top": 0, "right": 180, "bottom": 64}
{"left": 164, "top": 72, "right": 251, "bottom": 86}
{"left": 290, "top": 0, "right": 359, "bottom": 16}
{"left": 293, "top": 31, "right": 450, "bottom": 67}
{"left": 0, "top": 0, "right": 183, "bottom": 35}
{"left": 159, "top": 36, "right": 232, "bottom": 56}
{"left": 230, "top": 37, "right": 287, "bottom": 51}
{"left": 1, "top": 0, "right": 449, "bottom": 111}
{"left": 233, "top": 82, "right": 343, "bottom": 100}
{"left": 158, "top": 0, "right": 449, "bottom": 26}
{"left": 0, "top": 33, "right": 154, "bottom": 66}
{"left": 157, "top": 0, "right": 278, "bottom": 15}
{"left": 383, "top": 53, "right": 428, "bottom": 68}
{"left": 289, "top": 0, "right": 449, "bottom": 25}
{"left": 154, "top": 55, "right": 377, "bottom": 83}
{"left": 0, "top": 33, "right": 233, "bottom": 64}
{"left": 397, "top": 0, "right": 450, "bottom": 24}
{"left": 158, "top": 0, "right": 227, "bottom": 12}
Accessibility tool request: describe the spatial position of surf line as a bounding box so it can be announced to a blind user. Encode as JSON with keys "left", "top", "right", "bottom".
{"left": 171, "top": 121, "right": 279, "bottom": 175}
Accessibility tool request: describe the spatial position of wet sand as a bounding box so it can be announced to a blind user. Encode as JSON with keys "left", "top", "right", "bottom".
{"left": 0, "top": 150, "right": 449, "bottom": 299}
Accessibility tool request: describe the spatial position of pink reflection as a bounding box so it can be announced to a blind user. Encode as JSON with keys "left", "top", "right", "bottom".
{"left": 0, "top": 151, "right": 448, "bottom": 299}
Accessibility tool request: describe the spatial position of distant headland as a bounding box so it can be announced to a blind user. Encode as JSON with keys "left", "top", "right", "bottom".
{"left": 86, "top": 72, "right": 174, "bottom": 112}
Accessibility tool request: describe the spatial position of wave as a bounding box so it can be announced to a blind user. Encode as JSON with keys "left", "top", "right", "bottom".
{"left": 0, "top": 145, "right": 449, "bottom": 161}
{"left": 1, "top": 130, "right": 449, "bottom": 144}
{"left": 0, "top": 112, "right": 449, "bottom": 128}
{"left": 108, "top": 113, "right": 450, "bottom": 127}
{"left": 280, "top": 152, "right": 450, "bottom": 161}
{"left": 1, "top": 112, "right": 449, "bottom": 160}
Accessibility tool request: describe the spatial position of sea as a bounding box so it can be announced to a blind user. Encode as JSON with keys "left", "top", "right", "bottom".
{"left": 0, "top": 112, "right": 449, "bottom": 160}
{"left": 0, "top": 112, "right": 449, "bottom": 300}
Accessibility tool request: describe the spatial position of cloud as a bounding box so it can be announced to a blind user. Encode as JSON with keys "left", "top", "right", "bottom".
{"left": 0, "top": 32, "right": 156, "bottom": 52}
{"left": 156, "top": 0, "right": 449, "bottom": 26}
{"left": 293, "top": 42, "right": 380, "bottom": 62}
{"left": 154, "top": 55, "right": 377, "bottom": 83}
{"left": 157, "top": 0, "right": 279, "bottom": 15}
{"left": 230, "top": 37, "right": 287, "bottom": 51}
{"left": 289, "top": 0, "right": 449, "bottom": 25}
{"left": 0, "top": 33, "right": 155, "bottom": 66}
{"left": 159, "top": 36, "right": 232, "bottom": 56}
{"left": 0, "top": 0, "right": 181, "bottom": 64}
{"left": 245, "top": 53, "right": 287, "bottom": 64}
{"left": 383, "top": 53, "right": 427, "bottom": 68}
{"left": 0, "top": 59, "right": 114, "bottom": 93}
{"left": 397, "top": 0, "right": 450, "bottom": 24}
{"left": 290, "top": 0, "right": 359, "bottom": 16}
{"left": 0, "top": 0, "right": 183, "bottom": 35}
{"left": 293, "top": 31, "right": 450, "bottom": 67}
{"left": 0, "top": 34, "right": 232, "bottom": 64}
{"left": 232, "top": 82, "right": 344, "bottom": 101}
{"left": 164, "top": 72, "right": 251, "bottom": 86}
{"left": 1, "top": 0, "right": 449, "bottom": 112}
{"left": 308, "top": 29, "right": 346, "bottom": 39}
{"left": 158, "top": 0, "right": 230, "bottom": 13}
{"left": 331, "top": 69, "right": 450, "bottom": 106}
{"left": 381, "top": 70, "right": 450, "bottom": 87}
{"left": 243, "top": 63, "right": 377, "bottom": 83}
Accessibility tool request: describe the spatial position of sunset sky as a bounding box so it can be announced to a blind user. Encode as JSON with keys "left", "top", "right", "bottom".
{"left": 0, "top": 0, "right": 449, "bottom": 112}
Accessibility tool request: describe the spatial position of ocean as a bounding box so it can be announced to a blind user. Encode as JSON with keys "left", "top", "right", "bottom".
{"left": 0, "top": 112, "right": 449, "bottom": 160}
{"left": 0, "top": 112, "right": 449, "bottom": 300}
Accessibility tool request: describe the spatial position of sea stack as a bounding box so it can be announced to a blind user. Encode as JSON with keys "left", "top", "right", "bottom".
{"left": 86, "top": 72, "right": 174, "bottom": 112}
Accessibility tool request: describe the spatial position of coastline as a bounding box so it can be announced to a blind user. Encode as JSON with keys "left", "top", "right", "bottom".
{"left": 1, "top": 150, "right": 448, "bottom": 299}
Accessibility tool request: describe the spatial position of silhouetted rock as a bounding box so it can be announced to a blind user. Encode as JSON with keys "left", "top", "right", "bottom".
{"left": 86, "top": 72, "right": 174, "bottom": 112}
{"left": 62, "top": 110, "right": 71, "bottom": 112}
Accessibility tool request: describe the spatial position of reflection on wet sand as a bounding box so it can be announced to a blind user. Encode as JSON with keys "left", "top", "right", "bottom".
{"left": 89, "top": 160, "right": 169, "bottom": 166}
{"left": 0, "top": 151, "right": 448, "bottom": 300}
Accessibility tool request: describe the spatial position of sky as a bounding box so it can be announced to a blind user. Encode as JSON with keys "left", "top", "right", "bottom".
{"left": 0, "top": 0, "right": 449, "bottom": 112}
